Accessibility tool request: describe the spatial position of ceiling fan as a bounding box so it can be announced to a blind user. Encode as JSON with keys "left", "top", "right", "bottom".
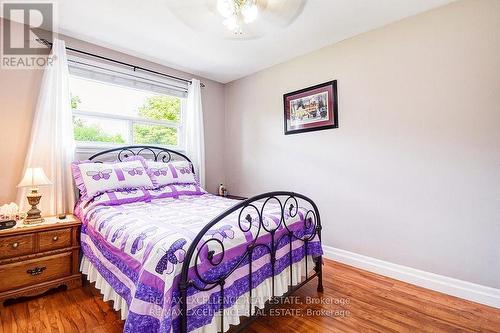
{"left": 166, "top": 0, "right": 306, "bottom": 40}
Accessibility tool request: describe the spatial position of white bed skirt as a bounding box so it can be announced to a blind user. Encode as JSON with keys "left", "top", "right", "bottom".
{"left": 81, "top": 256, "right": 129, "bottom": 320}
{"left": 81, "top": 255, "right": 316, "bottom": 332}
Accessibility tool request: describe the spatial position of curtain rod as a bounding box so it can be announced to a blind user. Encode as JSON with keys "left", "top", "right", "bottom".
{"left": 37, "top": 38, "right": 205, "bottom": 88}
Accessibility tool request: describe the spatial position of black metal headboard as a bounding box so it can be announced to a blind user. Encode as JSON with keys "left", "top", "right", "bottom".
{"left": 88, "top": 145, "right": 193, "bottom": 168}
{"left": 75, "top": 146, "right": 194, "bottom": 200}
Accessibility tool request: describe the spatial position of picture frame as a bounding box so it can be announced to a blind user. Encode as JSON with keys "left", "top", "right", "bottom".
{"left": 283, "top": 80, "right": 338, "bottom": 135}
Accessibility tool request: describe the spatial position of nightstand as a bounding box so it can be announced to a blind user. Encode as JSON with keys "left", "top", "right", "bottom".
{"left": 221, "top": 194, "right": 247, "bottom": 200}
{"left": 0, "top": 215, "right": 82, "bottom": 306}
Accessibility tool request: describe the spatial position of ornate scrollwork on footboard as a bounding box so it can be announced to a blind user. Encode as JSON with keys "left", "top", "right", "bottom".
{"left": 178, "top": 191, "right": 323, "bottom": 333}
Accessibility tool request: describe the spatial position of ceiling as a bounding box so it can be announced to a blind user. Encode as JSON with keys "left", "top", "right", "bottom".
{"left": 34, "top": 1, "right": 453, "bottom": 83}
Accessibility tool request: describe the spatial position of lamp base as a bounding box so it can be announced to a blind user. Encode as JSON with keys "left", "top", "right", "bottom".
{"left": 23, "top": 189, "right": 44, "bottom": 225}
{"left": 23, "top": 216, "right": 45, "bottom": 225}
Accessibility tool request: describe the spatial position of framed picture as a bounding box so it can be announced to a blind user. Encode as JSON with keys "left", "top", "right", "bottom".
{"left": 283, "top": 80, "right": 338, "bottom": 135}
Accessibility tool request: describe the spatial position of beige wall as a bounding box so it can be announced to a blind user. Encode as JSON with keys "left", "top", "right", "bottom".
{"left": 0, "top": 44, "right": 43, "bottom": 203}
{"left": 0, "top": 18, "right": 225, "bottom": 202}
{"left": 224, "top": 0, "right": 500, "bottom": 288}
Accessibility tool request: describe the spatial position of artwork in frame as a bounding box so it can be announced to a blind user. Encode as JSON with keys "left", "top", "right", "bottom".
{"left": 283, "top": 80, "right": 338, "bottom": 135}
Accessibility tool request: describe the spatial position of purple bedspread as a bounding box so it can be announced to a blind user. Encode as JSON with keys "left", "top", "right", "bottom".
{"left": 76, "top": 186, "right": 322, "bottom": 332}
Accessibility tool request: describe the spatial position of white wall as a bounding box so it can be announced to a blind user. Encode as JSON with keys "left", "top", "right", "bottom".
{"left": 224, "top": 0, "right": 500, "bottom": 289}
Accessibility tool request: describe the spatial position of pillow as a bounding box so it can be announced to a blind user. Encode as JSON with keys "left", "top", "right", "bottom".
{"left": 72, "top": 156, "right": 154, "bottom": 199}
{"left": 146, "top": 160, "right": 198, "bottom": 187}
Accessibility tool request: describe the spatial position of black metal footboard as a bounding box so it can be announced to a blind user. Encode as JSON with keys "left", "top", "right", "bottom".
{"left": 178, "top": 191, "right": 323, "bottom": 333}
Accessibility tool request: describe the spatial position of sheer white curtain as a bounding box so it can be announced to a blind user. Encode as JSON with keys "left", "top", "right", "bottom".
{"left": 17, "top": 39, "right": 75, "bottom": 215}
{"left": 185, "top": 79, "right": 205, "bottom": 187}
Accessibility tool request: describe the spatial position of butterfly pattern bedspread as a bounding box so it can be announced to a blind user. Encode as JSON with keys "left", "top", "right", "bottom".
{"left": 76, "top": 191, "right": 322, "bottom": 333}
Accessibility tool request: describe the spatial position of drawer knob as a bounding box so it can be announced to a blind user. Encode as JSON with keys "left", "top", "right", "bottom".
{"left": 52, "top": 236, "right": 59, "bottom": 241}
{"left": 12, "top": 242, "right": 19, "bottom": 248}
{"left": 27, "top": 266, "right": 46, "bottom": 276}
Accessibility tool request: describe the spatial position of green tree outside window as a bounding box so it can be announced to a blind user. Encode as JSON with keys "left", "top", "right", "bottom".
{"left": 71, "top": 94, "right": 180, "bottom": 146}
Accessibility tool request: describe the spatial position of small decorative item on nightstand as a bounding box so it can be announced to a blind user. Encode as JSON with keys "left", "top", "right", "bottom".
{"left": 17, "top": 167, "right": 52, "bottom": 225}
{"left": 0, "top": 203, "right": 19, "bottom": 230}
{"left": 218, "top": 183, "right": 227, "bottom": 196}
{"left": 0, "top": 219, "right": 16, "bottom": 230}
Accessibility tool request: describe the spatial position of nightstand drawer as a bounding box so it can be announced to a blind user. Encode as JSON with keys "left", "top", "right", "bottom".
{"left": 0, "top": 252, "right": 72, "bottom": 292}
{"left": 38, "top": 228, "right": 72, "bottom": 252}
{"left": 0, "top": 234, "right": 34, "bottom": 259}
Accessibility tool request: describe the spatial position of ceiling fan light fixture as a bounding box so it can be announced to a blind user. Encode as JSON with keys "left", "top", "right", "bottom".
{"left": 166, "top": 0, "right": 306, "bottom": 40}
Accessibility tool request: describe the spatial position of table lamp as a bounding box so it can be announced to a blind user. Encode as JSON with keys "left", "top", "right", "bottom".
{"left": 17, "top": 167, "right": 52, "bottom": 225}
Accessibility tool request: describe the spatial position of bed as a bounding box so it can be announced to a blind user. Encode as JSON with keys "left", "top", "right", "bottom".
{"left": 74, "top": 146, "right": 323, "bottom": 333}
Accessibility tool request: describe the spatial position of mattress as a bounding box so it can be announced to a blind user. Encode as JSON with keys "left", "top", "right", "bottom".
{"left": 76, "top": 192, "right": 323, "bottom": 333}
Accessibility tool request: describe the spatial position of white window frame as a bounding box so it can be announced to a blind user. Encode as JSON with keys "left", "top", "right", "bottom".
{"left": 72, "top": 100, "right": 186, "bottom": 151}
{"left": 68, "top": 55, "right": 188, "bottom": 155}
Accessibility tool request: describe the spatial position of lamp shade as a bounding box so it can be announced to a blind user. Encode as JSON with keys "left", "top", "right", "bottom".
{"left": 17, "top": 167, "right": 52, "bottom": 188}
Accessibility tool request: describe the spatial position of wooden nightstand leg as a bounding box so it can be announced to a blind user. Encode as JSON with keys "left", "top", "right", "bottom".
{"left": 65, "top": 275, "right": 83, "bottom": 290}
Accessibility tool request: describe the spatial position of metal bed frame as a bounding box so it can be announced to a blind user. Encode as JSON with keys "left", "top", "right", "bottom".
{"left": 86, "top": 145, "right": 323, "bottom": 333}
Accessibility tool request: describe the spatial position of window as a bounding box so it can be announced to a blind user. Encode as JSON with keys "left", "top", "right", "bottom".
{"left": 69, "top": 59, "right": 186, "bottom": 149}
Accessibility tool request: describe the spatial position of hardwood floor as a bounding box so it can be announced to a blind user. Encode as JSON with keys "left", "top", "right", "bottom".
{"left": 1, "top": 259, "right": 499, "bottom": 333}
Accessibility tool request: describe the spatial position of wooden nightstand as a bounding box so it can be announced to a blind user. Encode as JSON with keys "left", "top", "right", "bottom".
{"left": 220, "top": 194, "right": 247, "bottom": 200}
{"left": 0, "top": 215, "right": 82, "bottom": 306}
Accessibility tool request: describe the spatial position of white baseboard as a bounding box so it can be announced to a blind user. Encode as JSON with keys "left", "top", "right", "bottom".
{"left": 322, "top": 245, "right": 500, "bottom": 309}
